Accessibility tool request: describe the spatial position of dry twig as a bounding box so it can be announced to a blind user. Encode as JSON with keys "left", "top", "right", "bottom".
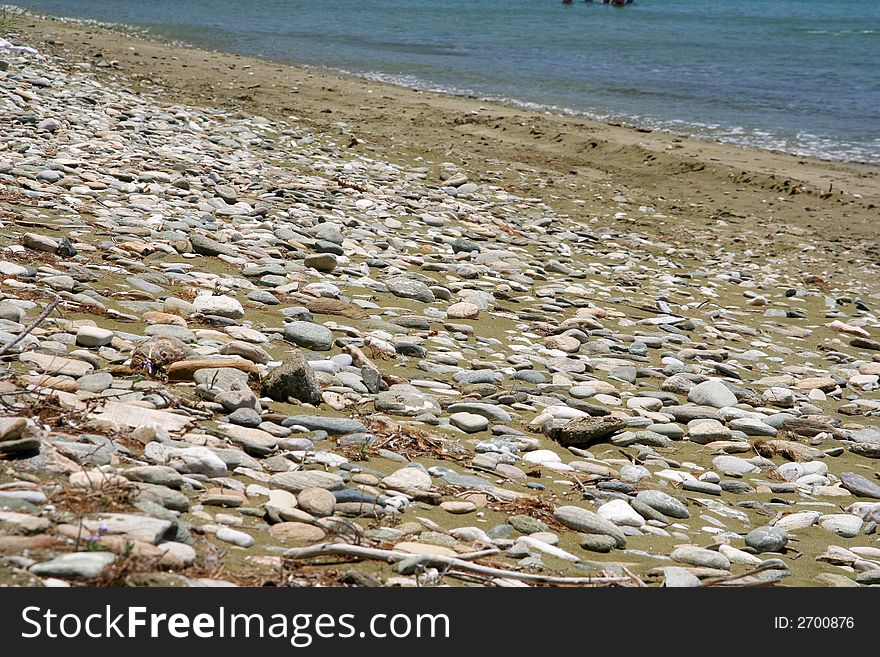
{"left": 284, "top": 542, "right": 637, "bottom": 587}
{"left": 0, "top": 297, "right": 61, "bottom": 357}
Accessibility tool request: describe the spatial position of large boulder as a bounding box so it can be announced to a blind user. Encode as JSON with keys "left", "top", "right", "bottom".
{"left": 262, "top": 352, "right": 323, "bottom": 405}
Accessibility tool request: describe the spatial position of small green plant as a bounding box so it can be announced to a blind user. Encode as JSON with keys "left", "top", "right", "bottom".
{"left": 0, "top": 6, "right": 23, "bottom": 35}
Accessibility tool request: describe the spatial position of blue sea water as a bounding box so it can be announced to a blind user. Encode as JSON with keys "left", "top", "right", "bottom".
{"left": 17, "top": 0, "right": 880, "bottom": 164}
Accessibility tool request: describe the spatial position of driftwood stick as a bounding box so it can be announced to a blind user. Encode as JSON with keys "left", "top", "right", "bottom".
{"left": 621, "top": 566, "right": 647, "bottom": 587}
{"left": 701, "top": 562, "right": 782, "bottom": 587}
{"left": 283, "top": 542, "right": 635, "bottom": 586}
{"left": 0, "top": 297, "right": 61, "bottom": 357}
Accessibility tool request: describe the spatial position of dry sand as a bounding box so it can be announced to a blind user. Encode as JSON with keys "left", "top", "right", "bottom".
{"left": 14, "top": 14, "right": 880, "bottom": 284}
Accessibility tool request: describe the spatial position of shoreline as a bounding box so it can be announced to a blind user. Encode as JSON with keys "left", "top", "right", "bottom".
{"left": 14, "top": 8, "right": 880, "bottom": 169}
{"left": 8, "top": 11, "right": 880, "bottom": 271}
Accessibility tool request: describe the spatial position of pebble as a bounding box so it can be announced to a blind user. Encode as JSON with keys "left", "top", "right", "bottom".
{"left": 296, "top": 487, "right": 337, "bottom": 517}
{"left": 30, "top": 552, "right": 116, "bottom": 579}
{"left": 670, "top": 546, "right": 730, "bottom": 570}
{"left": 215, "top": 527, "right": 255, "bottom": 548}
{"left": 745, "top": 526, "right": 789, "bottom": 553}
{"left": 553, "top": 506, "right": 626, "bottom": 548}
{"left": 635, "top": 490, "right": 689, "bottom": 519}
{"left": 819, "top": 514, "right": 864, "bottom": 538}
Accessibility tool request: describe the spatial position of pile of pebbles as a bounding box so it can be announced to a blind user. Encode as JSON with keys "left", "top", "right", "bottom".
{"left": 0, "top": 46, "right": 878, "bottom": 588}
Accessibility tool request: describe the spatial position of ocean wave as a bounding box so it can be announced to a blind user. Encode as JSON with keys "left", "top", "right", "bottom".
{"left": 800, "top": 29, "right": 879, "bottom": 36}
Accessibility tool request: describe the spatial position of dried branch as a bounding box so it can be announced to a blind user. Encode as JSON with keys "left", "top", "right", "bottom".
{"left": 0, "top": 297, "right": 61, "bottom": 357}
{"left": 701, "top": 562, "right": 784, "bottom": 587}
{"left": 284, "top": 542, "right": 637, "bottom": 586}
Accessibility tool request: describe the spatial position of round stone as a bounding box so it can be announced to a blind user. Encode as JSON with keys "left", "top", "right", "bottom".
{"left": 284, "top": 321, "right": 334, "bottom": 351}
{"left": 296, "top": 487, "right": 336, "bottom": 517}
{"left": 687, "top": 379, "right": 737, "bottom": 408}
{"left": 745, "top": 526, "right": 789, "bottom": 553}
{"left": 446, "top": 302, "right": 480, "bottom": 319}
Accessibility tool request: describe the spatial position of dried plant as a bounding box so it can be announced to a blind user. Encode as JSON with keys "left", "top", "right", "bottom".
{"left": 0, "top": 6, "right": 23, "bottom": 35}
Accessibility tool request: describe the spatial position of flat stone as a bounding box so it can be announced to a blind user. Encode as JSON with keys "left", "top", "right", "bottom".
{"left": 509, "top": 515, "right": 549, "bottom": 534}
{"left": 446, "top": 402, "right": 512, "bottom": 423}
{"left": 304, "top": 253, "right": 337, "bottom": 272}
{"left": 729, "top": 417, "right": 777, "bottom": 436}
{"left": 440, "top": 501, "right": 477, "bottom": 514}
{"left": 670, "top": 546, "right": 730, "bottom": 570}
{"left": 219, "top": 424, "right": 278, "bottom": 456}
{"left": 193, "top": 294, "right": 245, "bottom": 319}
{"left": 383, "top": 466, "right": 432, "bottom": 492}
{"left": 773, "top": 511, "right": 821, "bottom": 532}
{"left": 269, "top": 522, "right": 326, "bottom": 543}
{"left": 840, "top": 472, "right": 880, "bottom": 499}
{"left": 386, "top": 277, "right": 435, "bottom": 303}
{"left": 597, "top": 499, "right": 644, "bottom": 527}
{"left": 22, "top": 232, "right": 58, "bottom": 252}
{"left": 283, "top": 416, "right": 366, "bottom": 435}
{"left": 546, "top": 415, "right": 628, "bottom": 446}
{"left": 190, "top": 234, "right": 238, "bottom": 257}
{"left": 375, "top": 390, "right": 441, "bottom": 416}
{"left": 553, "top": 505, "right": 626, "bottom": 548}
{"left": 449, "top": 412, "right": 489, "bottom": 433}
{"left": 168, "top": 360, "right": 258, "bottom": 383}
{"left": 215, "top": 527, "right": 254, "bottom": 547}
{"left": 663, "top": 567, "right": 702, "bottom": 588}
{"left": 30, "top": 552, "right": 116, "bottom": 579}
{"left": 75, "top": 371, "right": 114, "bottom": 393}
{"left": 578, "top": 534, "right": 618, "bottom": 553}
{"left": 227, "top": 407, "right": 262, "bottom": 427}
{"left": 20, "top": 352, "right": 93, "bottom": 378}
{"left": 122, "top": 466, "right": 184, "bottom": 489}
{"left": 284, "top": 321, "right": 334, "bottom": 351}
{"left": 76, "top": 326, "right": 114, "bottom": 347}
{"left": 147, "top": 444, "right": 228, "bottom": 478}
{"left": 269, "top": 470, "right": 345, "bottom": 493}
{"left": 688, "top": 419, "right": 731, "bottom": 444}
{"left": 819, "top": 514, "right": 864, "bottom": 538}
{"left": 713, "top": 455, "right": 759, "bottom": 476}
{"left": 84, "top": 513, "right": 172, "bottom": 544}
{"left": 635, "top": 490, "right": 689, "bottom": 519}
{"left": 447, "top": 302, "right": 480, "bottom": 319}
